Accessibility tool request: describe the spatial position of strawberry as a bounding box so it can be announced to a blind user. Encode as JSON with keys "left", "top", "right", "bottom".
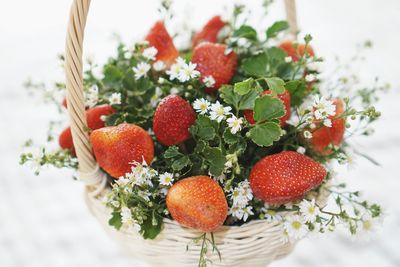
{"left": 166, "top": 176, "right": 228, "bottom": 232}
{"left": 191, "top": 42, "right": 237, "bottom": 92}
{"left": 249, "top": 151, "right": 326, "bottom": 204}
{"left": 59, "top": 127, "right": 74, "bottom": 153}
{"left": 278, "top": 40, "right": 315, "bottom": 62}
{"left": 90, "top": 123, "right": 154, "bottom": 178}
{"left": 309, "top": 99, "right": 346, "bottom": 155}
{"left": 86, "top": 105, "right": 115, "bottom": 130}
{"left": 192, "top": 16, "right": 226, "bottom": 48}
{"left": 145, "top": 21, "right": 179, "bottom": 66}
{"left": 58, "top": 105, "right": 115, "bottom": 152}
{"left": 153, "top": 95, "right": 196, "bottom": 146}
{"left": 62, "top": 97, "right": 68, "bottom": 109}
{"left": 244, "top": 89, "right": 291, "bottom": 127}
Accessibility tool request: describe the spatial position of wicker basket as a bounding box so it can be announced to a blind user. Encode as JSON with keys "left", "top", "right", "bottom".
{"left": 64, "top": 1, "right": 316, "bottom": 266}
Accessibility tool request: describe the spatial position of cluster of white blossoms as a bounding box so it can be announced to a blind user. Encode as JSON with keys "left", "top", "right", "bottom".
{"left": 166, "top": 57, "right": 200, "bottom": 83}
{"left": 132, "top": 62, "right": 151, "bottom": 80}
{"left": 84, "top": 85, "right": 99, "bottom": 107}
{"left": 228, "top": 180, "right": 254, "bottom": 222}
{"left": 108, "top": 92, "right": 122, "bottom": 105}
{"left": 120, "top": 206, "right": 141, "bottom": 233}
{"left": 192, "top": 99, "right": 244, "bottom": 134}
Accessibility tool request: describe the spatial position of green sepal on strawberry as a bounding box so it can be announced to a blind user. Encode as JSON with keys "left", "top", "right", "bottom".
{"left": 153, "top": 95, "right": 196, "bottom": 146}
{"left": 249, "top": 151, "right": 327, "bottom": 204}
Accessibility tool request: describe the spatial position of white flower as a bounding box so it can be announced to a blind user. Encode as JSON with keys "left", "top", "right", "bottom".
{"left": 305, "top": 74, "right": 316, "bottom": 83}
{"left": 142, "top": 46, "right": 158, "bottom": 60}
{"left": 209, "top": 101, "right": 232, "bottom": 122}
{"left": 85, "top": 85, "right": 99, "bottom": 107}
{"left": 158, "top": 77, "right": 166, "bottom": 84}
{"left": 304, "top": 130, "right": 313, "bottom": 139}
{"left": 323, "top": 119, "right": 332, "bottom": 127}
{"left": 153, "top": 60, "right": 166, "bottom": 71}
{"left": 116, "top": 177, "right": 130, "bottom": 186}
{"left": 312, "top": 95, "right": 336, "bottom": 120}
{"left": 242, "top": 206, "right": 254, "bottom": 222}
{"left": 227, "top": 115, "right": 243, "bottom": 134}
{"left": 132, "top": 62, "right": 151, "bottom": 80}
{"left": 121, "top": 207, "right": 141, "bottom": 233}
{"left": 357, "top": 214, "right": 377, "bottom": 234}
{"left": 299, "top": 199, "right": 320, "bottom": 223}
{"left": 170, "top": 87, "right": 180, "bottom": 95}
{"left": 296, "top": 146, "right": 306, "bottom": 154}
{"left": 193, "top": 98, "right": 210, "bottom": 115}
{"left": 284, "top": 215, "right": 308, "bottom": 240}
{"left": 202, "top": 75, "right": 216, "bottom": 88}
{"left": 108, "top": 92, "right": 121, "bottom": 105}
{"left": 150, "top": 87, "right": 163, "bottom": 107}
{"left": 159, "top": 172, "right": 174, "bottom": 186}
{"left": 284, "top": 56, "right": 293, "bottom": 63}
{"left": 166, "top": 57, "right": 186, "bottom": 80}
{"left": 159, "top": 187, "right": 169, "bottom": 196}
{"left": 263, "top": 210, "right": 283, "bottom": 223}
{"left": 178, "top": 61, "right": 200, "bottom": 82}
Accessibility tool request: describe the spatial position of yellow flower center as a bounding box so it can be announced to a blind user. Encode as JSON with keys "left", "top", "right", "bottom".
{"left": 291, "top": 221, "right": 302, "bottom": 230}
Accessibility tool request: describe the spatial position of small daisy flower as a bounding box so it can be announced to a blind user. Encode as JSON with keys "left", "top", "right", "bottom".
{"left": 226, "top": 115, "right": 243, "bottom": 134}
{"left": 202, "top": 75, "right": 216, "bottom": 88}
{"left": 158, "top": 77, "right": 166, "bottom": 84}
{"left": 242, "top": 206, "right": 254, "bottom": 222}
{"left": 85, "top": 85, "right": 99, "bottom": 107}
{"left": 209, "top": 101, "right": 232, "bottom": 122}
{"left": 166, "top": 57, "right": 186, "bottom": 80}
{"left": 284, "top": 215, "right": 308, "bottom": 240}
{"left": 323, "top": 119, "right": 332, "bottom": 127}
{"left": 193, "top": 98, "right": 211, "bottom": 115}
{"left": 296, "top": 146, "right": 306, "bottom": 154}
{"left": 150, "top": 87, "right": 163, "bottom": 107}
{"left": 153, "top": 60, "right": 166, "bottom": 71}
{"left": 357, "top": 214, "right": 377, "bottom": 234}
{"left": 159, "top": 172, "right": 174, "bottom": 186}
{"left": 304, "top": 130, "right": 313, "bottom": 139}
{"left": 142, "top": 46, "right": 158, "bottom": 60}
{"left": 178, "top": 61, "right": 200, "bottom": 82}
{"left": 100, "top": 115, "right": 107, "bottom": 122}
{"left": 312, "top": 95, "right": 336, "bottom": 120}
{"left": 299, "top": 199, "right": 320, "bottom": 223}
{"left": 263, "top": 209, "right": 283, "bottom": 223}
{"left": 305, "top": 74, "right": 316, "bottom": 83}
{"left": 284, "top": 56, "right": 293, "bottom": 63}
{"left": 121, "top": 207, "right": 133, "bottom": 224}
{"left": 170, "top": 87, "right": 179, "bottom": 95}
{"left": 132, "top": 62, "right": 151, "bottom": 80}
{"left": 108, "top": 92, "right": 122, "bottom": 105}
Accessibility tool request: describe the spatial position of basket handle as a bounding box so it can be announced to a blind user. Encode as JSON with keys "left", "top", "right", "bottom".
{"left": 65, "top": 0, "right": 298, "bottom": 193}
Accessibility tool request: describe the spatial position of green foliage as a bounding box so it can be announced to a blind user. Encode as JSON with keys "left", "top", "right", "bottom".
{"left": 266, "top": 21, "right": 289, "bottom": 39}
{"left": 249, "top": 122, "right": 282, "bottom": 147}
{"left": 253, "top": 95, "right": 285, "bottom": 122}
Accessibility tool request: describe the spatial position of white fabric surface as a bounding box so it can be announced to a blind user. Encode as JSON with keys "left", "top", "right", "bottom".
{"left": 1, "top": 0, "right": 399, "bottom": 266}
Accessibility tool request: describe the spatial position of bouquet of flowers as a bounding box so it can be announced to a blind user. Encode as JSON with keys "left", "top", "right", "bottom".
{"left": 21, "top": 1, "right": 387, "bottom": 266}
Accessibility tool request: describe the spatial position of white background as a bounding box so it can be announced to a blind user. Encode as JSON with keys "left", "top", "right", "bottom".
{"left": 0, "top": 0, "right": 399, "bottom": 266}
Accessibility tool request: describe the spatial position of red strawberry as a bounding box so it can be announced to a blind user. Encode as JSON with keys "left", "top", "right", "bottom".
{"left": 90, "top": 123, "right": 154, "bottom": 178}
{"left": 192, "top": 16, "right": 226, "bottom": 48}
{"left": 309, "top": 99, "right": 346, "bottom": 155}
{"left": 59, "top": 127, "right": 74, "bottom": 153}
{"left": 153, "top": 95, "right": 196, "bottom": 146}
{"left": 166, "top": 176, "right": 228, "bottom": 232}
{"left": 58, "top": 105, "right": 115, "bottom": 152}
{"left": 145, "top": 21, "right": 179, "bottom": 66}
{"left": 249, "top": 151, "right": 326, "bottom": 204}
{"left": 192, "top": 42, "right": 237, "bottom": 92}
{"left": 62, "top": 97, "right": 68, "bottom": 109}
{"left": 279, "top": 40, "right": 315, "bottom": 62}
{"left": 244, "top": 89, "right": 291, "bottom": 127}
{"left": 86, "top": 105, "right": 115, "bottom": 130}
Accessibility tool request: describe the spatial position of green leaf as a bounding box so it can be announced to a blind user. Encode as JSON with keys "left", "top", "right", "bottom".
{"left": 238, "top": 86, "right": 263, "bottom": 110}
{"left": 103, "top": 65, "right": 124, "bottom": 84}
{"left": 241, "top": 52, "right": 269, "bottom": 77}
{"left": 253, "top": 95, "right": 285, "bottom": 122}
{"left": 249, "top": 122, "right": 282, "bottom": 147}
{"left": 203, "top": 147, "right": 226, "bottom": 176}
{"left": 140, "top": 213, "right": 163, "bottom": 239}
{"left": 265, "top": 77, "right": 285, "bottom": 95}
{"left": 286, "top": 80, "right": 308, "bottom": 107}
{"left": 219, "top": 85, "right": 240, "bottom": 108}
{"left": 164, "top": 146, "right": 182, "bottom": 159}
{"left": 108, "top": 211, "right": 123, "bottom": 230}
{"left": 234, "top": 78, "right": 254, "bottom": 95}
{"left": 190, "top": 115, "right": 218, "bottom": 141}
{"left": 233, "top": 25, "right": 258, "bottom": 41}
{"left": 223, "top": 128, "right": 240, "bottom": 145}
{"left": 266, "top": 21, "right": 289, "bottom": 39}
{"left": 172, "top": 156, "right": 191, "bottom": 171}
